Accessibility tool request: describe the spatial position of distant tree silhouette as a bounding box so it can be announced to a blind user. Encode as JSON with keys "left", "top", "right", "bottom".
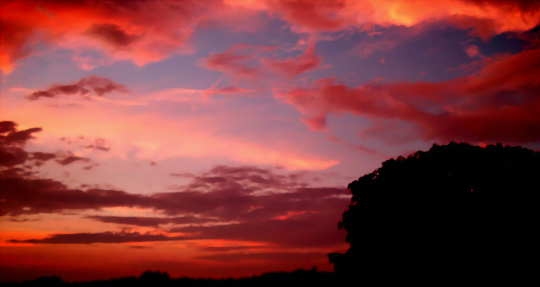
{"left": 329, "top": 142, "right": 539, "bottom": 285}
{"left": 139, "top": 270, "right": 170, "bottom": 282}
{"left": 0, "top": 269, "right": 336, "bottom": 287}
{"left": 33, "top": 276, "right": 63, "bottom": 285}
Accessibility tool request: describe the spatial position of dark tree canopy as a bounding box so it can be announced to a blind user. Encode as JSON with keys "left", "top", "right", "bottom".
{"left": 330, "top": 142, "right": 539, "bottom": 284}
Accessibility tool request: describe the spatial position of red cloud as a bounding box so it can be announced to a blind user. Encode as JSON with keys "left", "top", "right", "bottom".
{"left": 259, "top": 0, "right": 540, "bottom": 36}
{"left": 26, "top": 76, "right": 127, "bottom": 100}
{"left": 2, "top": 0, "right": 539, "bottom": 73}
{"left": 205, "top": 48, "right": 262, "bottom": 79}
{"left": 86, "top": 215, "right": 217, "bottom": 227}
{"left": 274, "top": 48, "right": 540, "bottom": 144}
{"left": 83, "top": 23, "right": 138, "bottom": 48}
{"left": 0, "top": 0, "right": 211, "bottom": 73}
{"left": 300, "top": 116, "right": 328, "bottom": 131}
{"left": 204, "top": 43, "right": 326, "bottom": 80}
{"left": 267, "top": 0, "right": 347, "bottom": 31}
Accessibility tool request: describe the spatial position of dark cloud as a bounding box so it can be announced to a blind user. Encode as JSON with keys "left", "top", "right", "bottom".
{"left": 0, "top": 147, "right": 28, "bottom": 167}
{"left": 0, "top": 122, "right": 43, "bottom": 167}
{"left": 31, "top": 152, "right": 56, "bottom": 161}
{"left": 462, "top": 0, "right": 540, "bottom": 10}
{"left": 3, "top": 167, "right": 349, "bottom": 246}
{"left": 152, "top": 165, "right": 349, "bottom": 221}
{"left": 0, "top": 121, "right": 16, "bottom": 134}
{"left": 8, "top": 231, "right": 187, "bottom": 244}
{"left": 2, "top": 152, "right": 349, "bottom": 223}
{"left": 84, "top": 23, "right": 138, "bottom": 47}
{"left": 26, "top": 76, "right": 128, "bottom": 100}
{"left": 1, "top": 127, "right": 42, "bottom": 145}
{"left": 0, "top": 175, "right": 150, "bottom": 216}
{"left": 198, "top": 246, "right": 272, "bottom": 252}
{"left": 31, "top": 152, "right": 57, "bottom": 167}
{"left": 86, "top": 215, "right": 217, "bottom": 227}
{"left": 82, "top": 163, "right": 99, "bottom": 170}
{"left": 171, "top": 210, "right": 348, "bottom": 247}
{"left": 0, "top": 122, "right": 100, "bottom": 169}
{"left": 197, "top": 252, "right": 328, "bottom": 262}
{"left": 85, "top": 138, "right": 110, "bottom": 152}
{"left": 2, "top": 128, "right": 349, "bottom": 248}
{"left": 56, "top": 156, "right": 91, "bottom": 166}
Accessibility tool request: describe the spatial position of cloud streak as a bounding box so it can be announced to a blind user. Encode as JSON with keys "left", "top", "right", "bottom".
{"left": 9, "top": 231, "right": 188, "bottom": 244}
{"left": 26, "top": 76, "right": 128, "bottom": 101}
{"left": 274, "top": 47, "right": 540, "bottom": 144}
{"left": 86, "top": 215, "right": 218, "bottom": 227}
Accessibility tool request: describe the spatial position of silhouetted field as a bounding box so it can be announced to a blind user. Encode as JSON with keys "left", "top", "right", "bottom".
{"left": 0, "top": 269, "right": 336, "bottom": 287}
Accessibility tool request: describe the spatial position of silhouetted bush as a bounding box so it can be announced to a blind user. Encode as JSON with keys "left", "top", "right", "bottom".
{"left": 329, "top": 142, "right": 540, "bottom": 284}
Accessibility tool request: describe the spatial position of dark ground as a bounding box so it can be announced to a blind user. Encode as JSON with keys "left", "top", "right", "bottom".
{"left": 0, "top": 269, "right": 337, "bottom": 287}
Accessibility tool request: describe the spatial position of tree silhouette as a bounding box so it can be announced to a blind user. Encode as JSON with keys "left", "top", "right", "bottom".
{"left": 329, "top": 142, "right": 539, "bottom": 284}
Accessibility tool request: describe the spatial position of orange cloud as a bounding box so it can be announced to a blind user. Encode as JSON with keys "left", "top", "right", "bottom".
{"left": 0, "top": 0, "right": 208, "bottom": 73}
{"left": 4, "top": 0, "right": 537, "bottom": 73}
{"left": 260, "top": 0, "right": 540, "bottom": 36}
{"left": 220, "top": 0, "right": 540, "bottom": 46}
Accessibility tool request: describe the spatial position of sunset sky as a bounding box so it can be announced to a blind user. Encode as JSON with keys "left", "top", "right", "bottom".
{"left": 1, "top": 0, "right": 540, "bottom": 282}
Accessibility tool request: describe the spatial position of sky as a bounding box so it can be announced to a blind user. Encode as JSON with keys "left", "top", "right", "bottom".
{"left": 1, "top": 0, "right": 540, "bottom": 282}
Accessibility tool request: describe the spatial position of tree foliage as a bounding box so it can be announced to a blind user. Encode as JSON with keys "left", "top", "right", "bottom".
{"left": 339, "top": 142, "right": 539, "bottom": 246}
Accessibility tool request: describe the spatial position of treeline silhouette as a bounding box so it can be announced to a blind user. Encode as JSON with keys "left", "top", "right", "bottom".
{"left": 329, "top": 142, "right": 539, "bottom": 284}
{"left": 0, "top": 269, "right": 335, "bottom": 287}
{"left": 3, "top": 142, "right": 538, "bottom": 285}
